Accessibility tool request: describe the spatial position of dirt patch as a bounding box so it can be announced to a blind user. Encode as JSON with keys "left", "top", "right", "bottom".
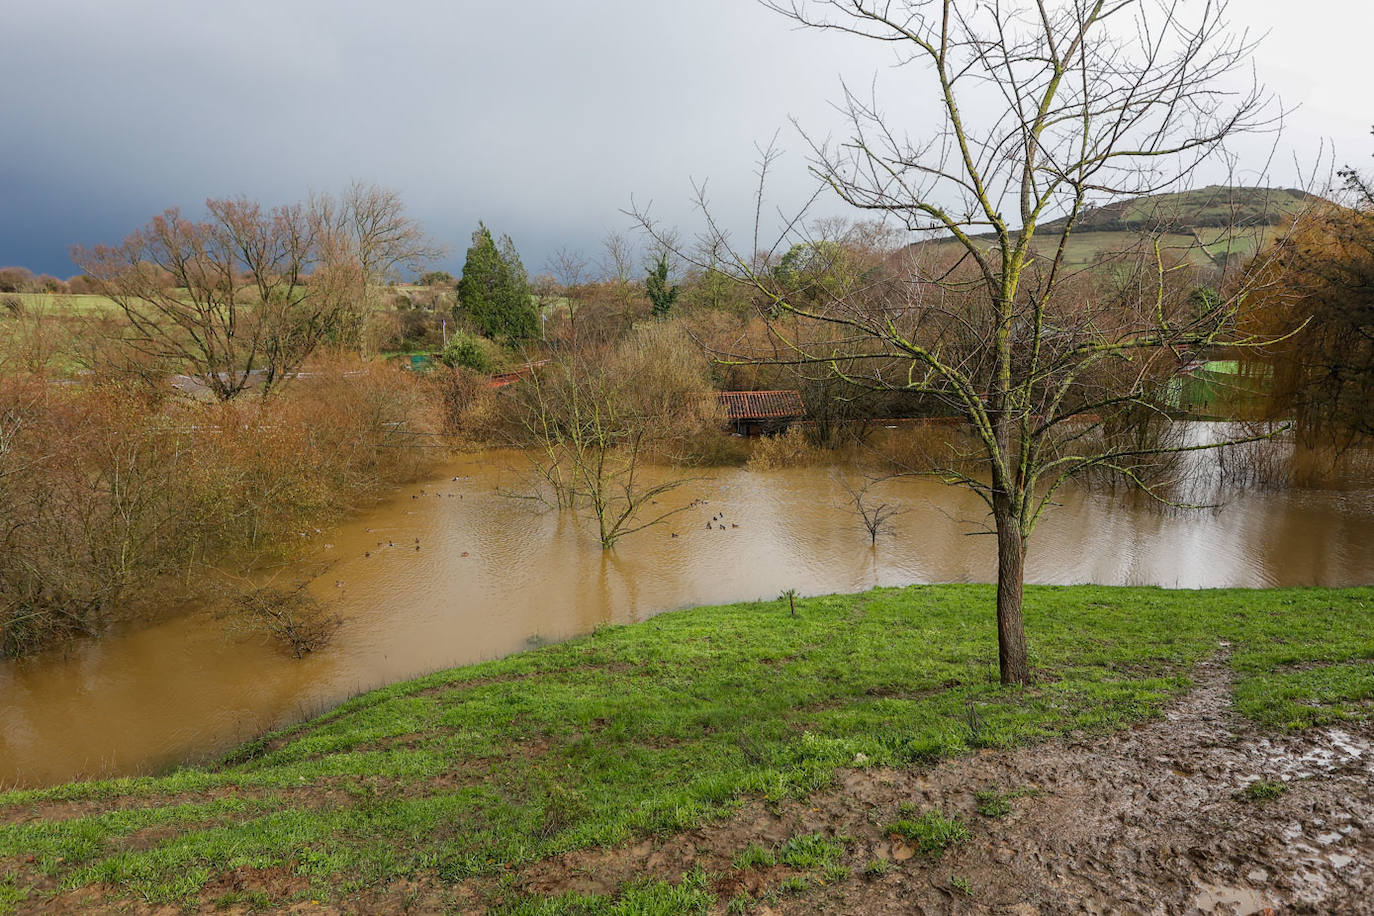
{"left": 770, "top": 651, "right": 1372, "bottom": 914}
{"left": 0, "top": 784, "right": 252, "bottom": 827}
{"left": 498, "top": 650, "right": 1373, "bottom": 913}
{"left": 192, "top": 865, "right": 313, "bottom": 911}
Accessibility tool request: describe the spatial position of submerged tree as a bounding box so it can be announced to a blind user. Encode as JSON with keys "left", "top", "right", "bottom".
{"left": 1247, "top": 129, "right": 1374, "bottom": 447}
{"left": 640, "top": 0, "right": 1295, "bottom": 684}
{"left": 509, "top": 324, "right": 713, "bottom": 548}
{"left": 842, "top": 476, "right": 908, "bottom": 546}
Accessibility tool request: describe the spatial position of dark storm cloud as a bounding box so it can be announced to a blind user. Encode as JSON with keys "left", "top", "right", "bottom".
{"left": 1, "top": 0, "right": 1366, "bottom": 278}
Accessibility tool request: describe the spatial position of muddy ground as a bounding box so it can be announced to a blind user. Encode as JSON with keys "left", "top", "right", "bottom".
{"left": 505, "top": 652, "right": 1372, "bottom": 915}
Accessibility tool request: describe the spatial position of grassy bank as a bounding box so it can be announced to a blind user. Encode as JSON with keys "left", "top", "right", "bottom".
{"left": 0, "top": 585, "right": 1370, "bottom": 912}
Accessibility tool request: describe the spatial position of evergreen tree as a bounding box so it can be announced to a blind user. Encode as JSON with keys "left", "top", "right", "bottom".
{"left": 456, "top": 224, "right": 537, "bottom": 341}
{"left": 644, "top": 252, "right": 679, "bottom": 318}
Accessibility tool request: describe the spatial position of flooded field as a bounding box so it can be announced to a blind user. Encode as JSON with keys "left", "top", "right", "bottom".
{"left": 3, "top": 447, "right": 1373, "bottom": 788}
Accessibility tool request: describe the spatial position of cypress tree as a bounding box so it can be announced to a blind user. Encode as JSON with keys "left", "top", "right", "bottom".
{"left": 456, "top": 223, "right": 537, "bottom": 341}
{"left": 644, "top": 252, "right": 679, "bottom": 318}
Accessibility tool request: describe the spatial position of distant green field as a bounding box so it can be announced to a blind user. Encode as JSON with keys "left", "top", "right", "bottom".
{"left": 2, "top": 292, "right": 122, "bottom": 315}
{"left": 919, "top": 225, "right": 1276, "bottom": 271}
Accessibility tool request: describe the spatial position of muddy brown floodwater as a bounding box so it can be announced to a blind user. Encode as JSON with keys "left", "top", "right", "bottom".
{"left": 3, "top": 446, "right": 1373, "bottom": 788}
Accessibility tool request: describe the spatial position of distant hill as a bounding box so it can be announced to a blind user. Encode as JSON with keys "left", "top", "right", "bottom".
{"left": 1036, "top": 185, "right": 1319, "bottom": 234}
{"left": 913, "top": 185, "right": 1325, "bottom": 270}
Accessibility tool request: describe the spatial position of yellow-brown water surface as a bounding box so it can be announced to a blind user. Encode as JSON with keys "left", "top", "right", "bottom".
{"left": 3, "top": 448, "right": 1372, "bottom": 788}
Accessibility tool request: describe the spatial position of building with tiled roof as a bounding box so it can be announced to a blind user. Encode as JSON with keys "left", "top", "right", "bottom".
{"left": 716, "top": 390, "right": 806, "bottom": 436}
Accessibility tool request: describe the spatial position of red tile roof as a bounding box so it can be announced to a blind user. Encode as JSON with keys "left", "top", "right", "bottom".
{"left": 716, "top": 390, "right": 806, "bottom": 421}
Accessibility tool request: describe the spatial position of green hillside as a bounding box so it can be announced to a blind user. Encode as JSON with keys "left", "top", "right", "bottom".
{"left": 913, "top": 185, "right": 1324, "bottom": 270}
{"left": 1038, "top": 185, "right": 1318, "bottom": 234}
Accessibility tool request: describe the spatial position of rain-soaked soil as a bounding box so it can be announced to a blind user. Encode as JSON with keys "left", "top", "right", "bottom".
{"left": 502, "top": 652, "right": 1372, "bottom": 915}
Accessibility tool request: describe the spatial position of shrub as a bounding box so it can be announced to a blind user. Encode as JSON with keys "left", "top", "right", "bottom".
{"left": 439, "top": 332, "right": 495, "bottom": 372}
{"left": 0, "top": 267, "right": 33, "bottom": 294}
{"left": 66, "top": 275, "right": 97, "bottom": 295}
{"left": 0, "top": 358, "right": 443, "bottom": 657}
{"left": 679, "top": 428, "right": 750, "bottom": 467}
{"left": 230, "top": 586, "right": 341, "bottom": 658}
{"left": 746, "top": 426, "right": 820, "bottom": 471}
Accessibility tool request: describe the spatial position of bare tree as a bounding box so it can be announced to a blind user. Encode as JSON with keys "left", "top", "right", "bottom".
{"left": 639, "top": 0, "right": 1295, "bottom": 684}
{"left": 74, "top": 186, "right": 438, "bottom": 398}
{"left": 311, "top": 182, "right": 443, "bottom": 350}
{"left": 74, "top": 198, "right": 336, "bottom": 400}
{"left": 312, "top": 182, "right": 442, "bottom": 285}
{"left": 841, "top": 475, "right": 908, "bottom": 545}
{"left": 543, "top": 247, "right": 591, "bottom": 344}
{"left": 508, "top": 325, "right": 712, "bottom": 547}
{"left": 600, "top": 230, "right": 646, "bottom": 323}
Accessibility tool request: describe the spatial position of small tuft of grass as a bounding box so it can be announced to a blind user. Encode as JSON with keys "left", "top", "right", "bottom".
{"left": 861, "top": 857, "right": 890, "bottom": 878}
{"left": 0, "top": 873, "right": 30, "bottom": 914}
{"left": 735, "top": 833, "right": 844, "bottom": 874}
{"left": 820, "top": 864, "right": 849, "bottom": 885}
{"left": 732, "top": 843, "right": 775, "bottom": 870}
{"left": 1240, "top": 779, "right": 1287, "bottom": 801}
{"left": 775, "top": 833, "right": 844, "bottom": 870}
{"left": 974, "top": 789, "right": 1012, "bottom": 818}
{"left": 886, "top": 810, "right": 970, "bottom": 856}
{"left": 974, "top": 785, "right": 1037, "bottom": 818}
{"left": 212, "top": 889, "right": 272, "bottom": 909}
{"left": 950, "top": 874, "right": 974, "bottom": 896}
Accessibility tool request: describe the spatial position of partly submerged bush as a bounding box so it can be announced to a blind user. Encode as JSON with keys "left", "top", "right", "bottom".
{"left": 746, "top": 426, "right": 821, "bottom": 471}
{"left": 230, "top": 586, "right": 342, "bottom": 658}
{"left": 0, "top": 358, "right": 442, "bottom": 657}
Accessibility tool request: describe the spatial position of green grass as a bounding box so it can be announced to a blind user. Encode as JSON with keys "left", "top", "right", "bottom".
{"left": 1, "top": 292, "right": 122, "bottom": 315}
{"left": 922, "top": 227, "right": 1275, "bottom": 270}
{"left": 972, "top": 785, "right": 1036, "bottom": 819}
{"left": 496, "top": 870, "right": 715, "bottom": 915}
{"left": 0, "top": 585, "right": 1369, "bottom": 911}
{"left": 1240, "top": 779, "right": 1287, "bottom": 802}
{"left": 911, "top": 185, "right": 1318, "bottom": 269}
{"left": 885, "top": 810, "right": 970, "bottom": 856}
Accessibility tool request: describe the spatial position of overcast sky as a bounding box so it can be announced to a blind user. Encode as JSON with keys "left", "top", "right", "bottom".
{"left": 1, "top": 0, "right": 1369, "bottom": 279}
